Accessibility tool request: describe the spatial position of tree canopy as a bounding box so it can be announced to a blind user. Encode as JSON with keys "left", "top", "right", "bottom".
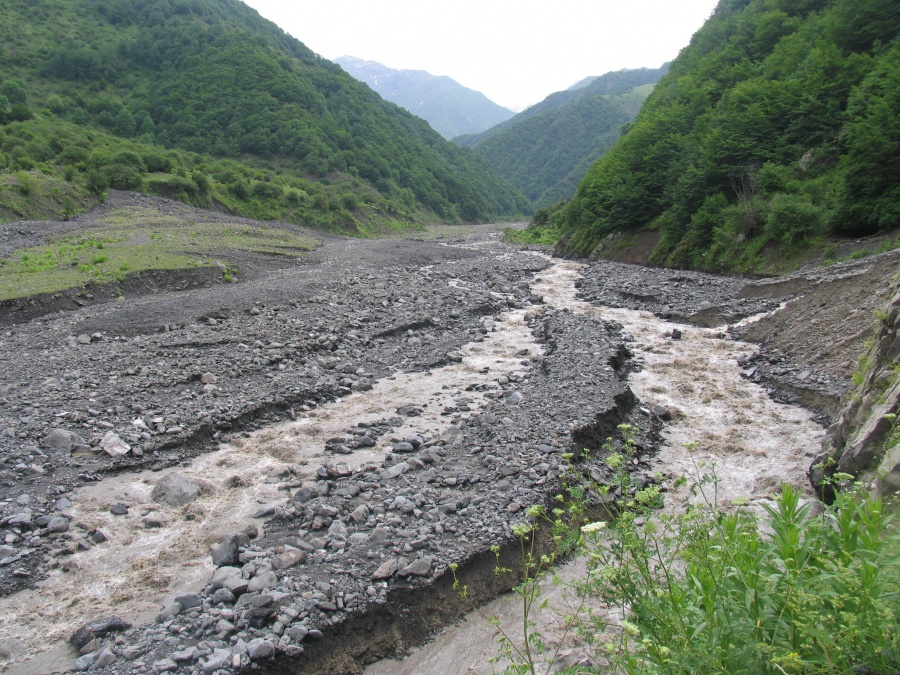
{"left": 0, "top": 0, "right": 530, "bottom": 226}
{"left": 547, "top": 0, "right": 899, "bottom": 271}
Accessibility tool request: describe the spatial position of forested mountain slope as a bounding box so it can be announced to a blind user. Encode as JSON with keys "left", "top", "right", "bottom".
{"left": 543, "top": 0, "right": 899, "bottom": 272}
{"left": 335, "top": 56, "right": 515, "bottom": 140}
{"left": 0, "top": 0, "right": 530, "bottom": 228}
{"left": 455, "top": 65, "right": 668, "bottom": 148}
{"left": 454, "top": 66, "right": 668, "bottom": 209}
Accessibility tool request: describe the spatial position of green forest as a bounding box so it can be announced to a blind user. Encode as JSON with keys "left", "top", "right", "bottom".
{"left": 0, "top": 0, "right": 530, "bottom": 230}
{"left": 469, "top": 85, "right": 655, "bottom": 208}
{"left": 530, "top": 0, "right": 899, "bottom": 272}
{"left": 455, "top": 66, "right": 668, "bottom": 209}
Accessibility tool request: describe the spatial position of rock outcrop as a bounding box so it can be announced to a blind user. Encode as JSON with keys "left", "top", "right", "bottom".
{"left": 810, "top": 266, "right": 900, "bottom": 502}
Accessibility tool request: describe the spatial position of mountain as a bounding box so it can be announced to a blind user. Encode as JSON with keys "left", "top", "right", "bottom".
{"left": 0, "top": 0, "right": 530, "bottom": 228}
{"left": 335, "top": 56, "right": 515, "bottom": 140}
{"left": 455, "top": 66, "right": 669, "bottom": 148}
{"left": 545, "top": 0, "right": 900, "bottom": 272}
{"left": 455, "top": 66, "right": 668, "bottom": 208}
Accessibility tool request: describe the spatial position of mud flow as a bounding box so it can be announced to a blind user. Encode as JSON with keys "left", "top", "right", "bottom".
{"left": 366, "top": 260, "right": 824, "bottom": 675}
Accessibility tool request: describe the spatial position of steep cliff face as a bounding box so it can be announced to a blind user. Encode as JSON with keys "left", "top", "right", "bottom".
{"left": 811, "top": 266, "right": 900, "bottom": 502}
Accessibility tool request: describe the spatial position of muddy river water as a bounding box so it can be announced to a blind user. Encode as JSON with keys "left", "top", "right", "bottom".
{"left": 366, "top": 260, "right": 824, "bottom": 675}
{"left": 5, "top": 256, "right": 823, "bottom": 674}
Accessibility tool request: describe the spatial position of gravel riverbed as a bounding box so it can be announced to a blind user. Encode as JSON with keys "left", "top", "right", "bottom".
{"left": 0, "top": 193, "right": 896, "bottom": 673}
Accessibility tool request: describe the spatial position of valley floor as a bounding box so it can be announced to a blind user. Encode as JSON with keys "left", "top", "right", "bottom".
{"left": 0, "top": 193, "right": 896, "bottom": 673}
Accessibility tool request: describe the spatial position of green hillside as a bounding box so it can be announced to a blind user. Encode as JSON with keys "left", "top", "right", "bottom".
{"left": 454, "top": 66, "right": 668, "bottom": 148}
{"left": 0, "top": 0, "right": 530, "bottom": 228}
{"left": 539, "top": 0, "right": 899, "bottom": 272}
{"left": 473, "top": 86, "right": 655, "bottom": 208}
{"left": 456, "top": 67, "right": 667, "bottom": 209}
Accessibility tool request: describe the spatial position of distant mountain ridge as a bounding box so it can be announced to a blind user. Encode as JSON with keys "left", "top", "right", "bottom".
{"left": 455, "top": 65, "right": 669, "bottom": 208}
{"left": 335, "top": 56, "right": 515, "bottom": 140}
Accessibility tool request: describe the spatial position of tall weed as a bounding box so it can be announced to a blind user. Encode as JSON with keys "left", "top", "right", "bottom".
{"left": 495, "top": 429, "right": 900, "bottom": 674}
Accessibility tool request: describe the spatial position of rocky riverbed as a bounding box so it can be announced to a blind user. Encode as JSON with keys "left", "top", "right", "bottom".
{"left": 0, "top": 192, "right": 897, "bottom": 674}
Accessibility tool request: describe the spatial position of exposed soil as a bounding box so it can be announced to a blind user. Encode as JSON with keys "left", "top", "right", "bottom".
{"left": 0, "top": 193, "right": 896, "bottom": 674}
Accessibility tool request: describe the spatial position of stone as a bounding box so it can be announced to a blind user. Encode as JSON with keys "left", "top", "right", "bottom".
{"left": 46, "top": 516, "right": 69, "bottom": 533}
{"left": 246, "top": 638, "right": 275, "bottom": 659}
{"left": 392, "top": 442, "right": 415, "bottom": 453}
{"left": 110, "top": 503, "right": 129, "bottom": 515}
{"left": 651, "top": 404, "right": 672, "bottom": 421}
{"left": 224, "top": 576, "right": 250, "bottom": 596}
{"left": 93, "top": 648, "right": 117, "bottom": 668}
{"left": 216, "top": 619, "right": 236, "bottom": 634}
{"left": 247, "top": 571, "right": 278, "bottom": 592}
{"left": 371, "top": 558, "right": 399, "bottom": 580}
{"left": 398, "top": 556, "right": 433, "bottom": 577}
{"left": 171, "top": 648, "right": 195, "bottom": 662}
{"left": 43, "top": 429, "right": 90, "bottom": 454}
{"left": 272, "top": 549, "right": 307, "bottom": 570}
{"left": 201, "top": 652, "right": 230, "bottom": 674}
{"left": 212, "top": 588, "right": 235, "bottom": 605}
{"left": 252, "top": 504, "right": 277, "bottom": 518}
{"left": 292, "top": 487, "right": 315, "bottom": 503}
{"left": 380, "top": 463, "right": 407, "bottom": 480}
{"left": 70, "top": 616, "right": 131, "bottom": 649}
{"left": 201, "top": 372, "right": 217, "bottom": 384}
{"left": 211, "top": 565, "right": 243, "bottom": 589}
{"left": 73, "top": 652, "right": 96, "bottom": 672}
{"left": 349, "top": 504, "right": 370, "bottom": 524}
{"left": 211, "top": 533, "right": 250, "bottom": 567}
{"left": 156, "top": 602, "right": 182, "bottom": 623}
{"left": 286, "top": 625, "right": 309, "bottom": 642}
{"left": 142, "top": 515, "right": 163, "bottom": 529}
{"left": 99, "top": 431, "right": 130, "bottom": 457}
{"left": 151, "top": 473, "right": 200, "bottom": 507}
{"left": 172, "top": 592, "right": 202, "bottom": 610}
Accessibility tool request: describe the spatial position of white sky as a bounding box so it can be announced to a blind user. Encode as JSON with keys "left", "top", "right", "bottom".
{"left": 242, "top": 0, "right": 720, "bottom": 110}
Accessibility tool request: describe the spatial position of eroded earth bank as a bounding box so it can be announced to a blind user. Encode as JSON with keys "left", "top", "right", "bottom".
{"left": 0, "top": 194, "right": 897, "bottom": 674}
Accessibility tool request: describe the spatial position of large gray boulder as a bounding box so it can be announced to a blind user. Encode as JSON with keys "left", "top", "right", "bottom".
{"left": 43, "top": 429, "right": 90, "bottom": 454}
{"left": 70, "top": 616, "right": 131, "bottom": 650}
{"left": 151, "top": 473, "right": 200, "bottom": 507}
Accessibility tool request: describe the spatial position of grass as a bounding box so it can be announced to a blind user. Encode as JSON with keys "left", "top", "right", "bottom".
{"left": 0, "top": 170, "right": 97, "bottom": 221}
{"left": 490, "top": 427, "right": 900, "bottom": 675}
{"left": 504, "top": 224, "right": 560, "bottom": 247}
{"left": 0, "top": 206, "right": 318, "bottom": 300}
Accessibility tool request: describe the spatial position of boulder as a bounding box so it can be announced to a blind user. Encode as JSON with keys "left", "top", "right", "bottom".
{"left": 43, "top": 429, "right": 90, "bottom": 454}
{"left": 70, "top": 616, "right": 131, "bottom": 650}
{"left": 211, "top": 533, "right": 250, "bottom": 567}
{"left": 151, "top": 473, "right": 200, "bottom": 507}
{"left": 99, "top": 431, "right": 130, "bottom": 457}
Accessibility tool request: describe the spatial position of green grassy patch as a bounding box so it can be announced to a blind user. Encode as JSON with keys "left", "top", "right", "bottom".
{"left": 0, "top": 170, "right": 97, "bottom": 221}
{"left": 503, "top": 224, "right": 559, "bottom": 246}
{"left": 0, "top": 207, "right": 318, "bottom": 300}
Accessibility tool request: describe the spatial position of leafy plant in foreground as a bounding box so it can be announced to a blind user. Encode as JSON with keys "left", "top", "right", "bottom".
{"left": 490, "top": 430, "right": 900, "bottom": 674}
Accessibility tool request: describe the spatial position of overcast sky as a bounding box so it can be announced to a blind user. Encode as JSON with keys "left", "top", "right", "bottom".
{"left": 243, "top": 0, "right": 720, "bottom": 110}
